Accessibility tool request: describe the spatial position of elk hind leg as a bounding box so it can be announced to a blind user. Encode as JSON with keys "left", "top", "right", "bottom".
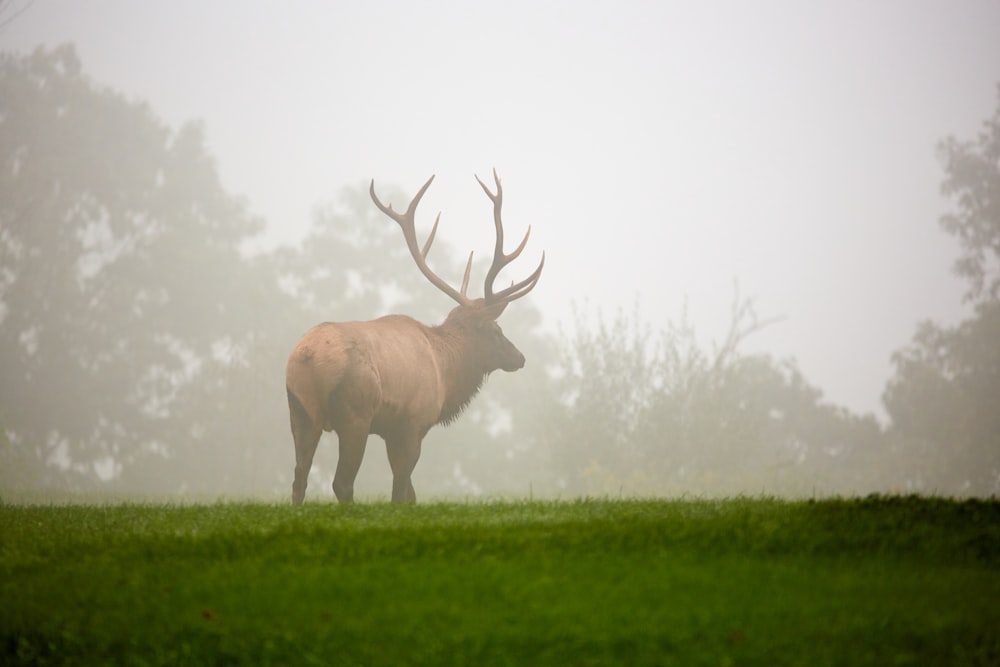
{"left": 289, "top": 389, "right": 321, "bottom": 505}
{"left": 332, "top": 420, "right": 369, "bottom": 503}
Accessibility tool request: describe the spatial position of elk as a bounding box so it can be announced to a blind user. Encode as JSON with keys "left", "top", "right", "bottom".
{"left": 286, "top": 171, "right": 544, "bottom": 504}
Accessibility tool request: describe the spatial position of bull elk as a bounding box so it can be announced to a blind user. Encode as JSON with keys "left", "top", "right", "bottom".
{"left": 286, "top": 171, "right": 544, "bottom": 504}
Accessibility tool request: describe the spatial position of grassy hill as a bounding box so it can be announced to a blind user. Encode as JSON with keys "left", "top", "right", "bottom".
{"left": 1, "top": 496, "right": 997, "bottom": 666}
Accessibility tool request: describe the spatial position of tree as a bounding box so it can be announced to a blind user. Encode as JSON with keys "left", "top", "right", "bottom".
{"left": 882, "top": 86, "right": 1000, "bottom": 496}
{"left": 0, "top": 45, "right": 268, "bottom": 491}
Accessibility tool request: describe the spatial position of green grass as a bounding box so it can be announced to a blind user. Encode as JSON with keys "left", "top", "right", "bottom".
{"left": 1, "top": 496, "right": 997, "bottom": 666}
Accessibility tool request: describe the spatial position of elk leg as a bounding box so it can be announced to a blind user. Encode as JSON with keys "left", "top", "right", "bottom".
{"left": 290, "top": 418, "right": 321, "bottom": 506}
{"left": 385, "top": 436, "right": 421, "bottom": 503}
{"left": 332, "top": 424, "right": 368, "bottom": 503}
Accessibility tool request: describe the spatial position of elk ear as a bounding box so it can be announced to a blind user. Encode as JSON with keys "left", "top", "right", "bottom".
{"left": 481, "top": 300, "right": 508, "bottom": 321}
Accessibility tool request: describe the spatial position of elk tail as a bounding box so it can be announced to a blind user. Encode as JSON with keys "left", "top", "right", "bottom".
{"left": 286, "top": 386, "right": 312, "bottom": 435}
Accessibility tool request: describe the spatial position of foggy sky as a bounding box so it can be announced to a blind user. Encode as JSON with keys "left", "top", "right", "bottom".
{"left": 4, "top": 0, "right": 999, "bottom": 417}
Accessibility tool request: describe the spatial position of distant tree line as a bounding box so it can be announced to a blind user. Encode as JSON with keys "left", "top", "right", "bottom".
{"left": 1, "top": 46, "right": 996, "bottom": 498}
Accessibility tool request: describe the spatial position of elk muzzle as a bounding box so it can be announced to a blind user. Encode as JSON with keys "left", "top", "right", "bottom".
{"left": 497, "top": 338, "right": 526, "bottom": 372}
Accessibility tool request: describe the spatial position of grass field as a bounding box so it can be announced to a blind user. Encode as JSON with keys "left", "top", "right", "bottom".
{"left": 1, "top": 496, "right": 997, "bottom": 666}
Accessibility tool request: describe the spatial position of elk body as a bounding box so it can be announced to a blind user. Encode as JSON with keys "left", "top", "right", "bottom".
{"left": 286, "top": 171, "right": 544, "bottom": 504}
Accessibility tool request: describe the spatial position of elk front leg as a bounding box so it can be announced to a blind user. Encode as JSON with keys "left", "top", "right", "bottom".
{"left": 385, "top": 436, "right": 421, "bottom": 503}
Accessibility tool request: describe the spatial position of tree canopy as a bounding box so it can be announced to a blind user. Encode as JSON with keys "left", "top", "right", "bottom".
{"left": 881, "top": 86, "right": 1000, "bottom": 496}
{"left": 937, "top": 85, "right": 1000, "bottom": 304}
{"left": 0, "top": 45, "right": 270, "bottom": 489}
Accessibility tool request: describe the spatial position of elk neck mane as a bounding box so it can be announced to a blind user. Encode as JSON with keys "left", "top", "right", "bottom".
{"left": 429, "top": 310, "right": 492, "bottom": 425}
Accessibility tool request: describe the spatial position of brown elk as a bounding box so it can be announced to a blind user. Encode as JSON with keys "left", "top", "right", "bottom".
{"left": 286, "top": 171, "right": 544, "bottom": 504}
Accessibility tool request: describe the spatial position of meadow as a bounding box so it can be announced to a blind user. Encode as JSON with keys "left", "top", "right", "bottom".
{"left": 1, "top": 496, "right": 997, "bottom": 666}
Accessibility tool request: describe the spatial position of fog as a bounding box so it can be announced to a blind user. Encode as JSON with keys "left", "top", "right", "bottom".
{"left": 2, "top": 1, "right": 999, "bottom": 499}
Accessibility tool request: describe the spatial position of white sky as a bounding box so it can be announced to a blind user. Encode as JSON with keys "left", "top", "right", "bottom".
{"left": 3, "top": 0, "right": 999, "bottom": 418}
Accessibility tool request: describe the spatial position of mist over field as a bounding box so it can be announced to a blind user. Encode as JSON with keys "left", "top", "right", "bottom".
{"left": 1, "top": 1, "right": 998, "bottom": 500}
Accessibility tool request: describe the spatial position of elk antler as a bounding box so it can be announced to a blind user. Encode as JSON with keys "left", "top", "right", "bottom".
{"left": 370, "top": 175, "right": 475, "bottom": 307}
{"left": 369, "top": 172, "right": 544, "bottom": 308}
{"left": 476, "top": 169, "right": 545, "bottom": 305}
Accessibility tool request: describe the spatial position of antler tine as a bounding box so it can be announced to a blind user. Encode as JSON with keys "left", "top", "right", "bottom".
{"left": 370, "top": 176, "right": 472, "bottom": 306}
{"left": 460, "top": 251, "right": 474, "bottom": 297}
{"left": 476, "top": 169, "right": 543, "bottom": 303}
{"left": 421, "top": 212, "right": 441, "bottom": 258}
{"left": 476, "top": 169, "right": 505, "bottom": 297}
{"left": 489, "top": 251, "right": 546, "bottom": 303}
